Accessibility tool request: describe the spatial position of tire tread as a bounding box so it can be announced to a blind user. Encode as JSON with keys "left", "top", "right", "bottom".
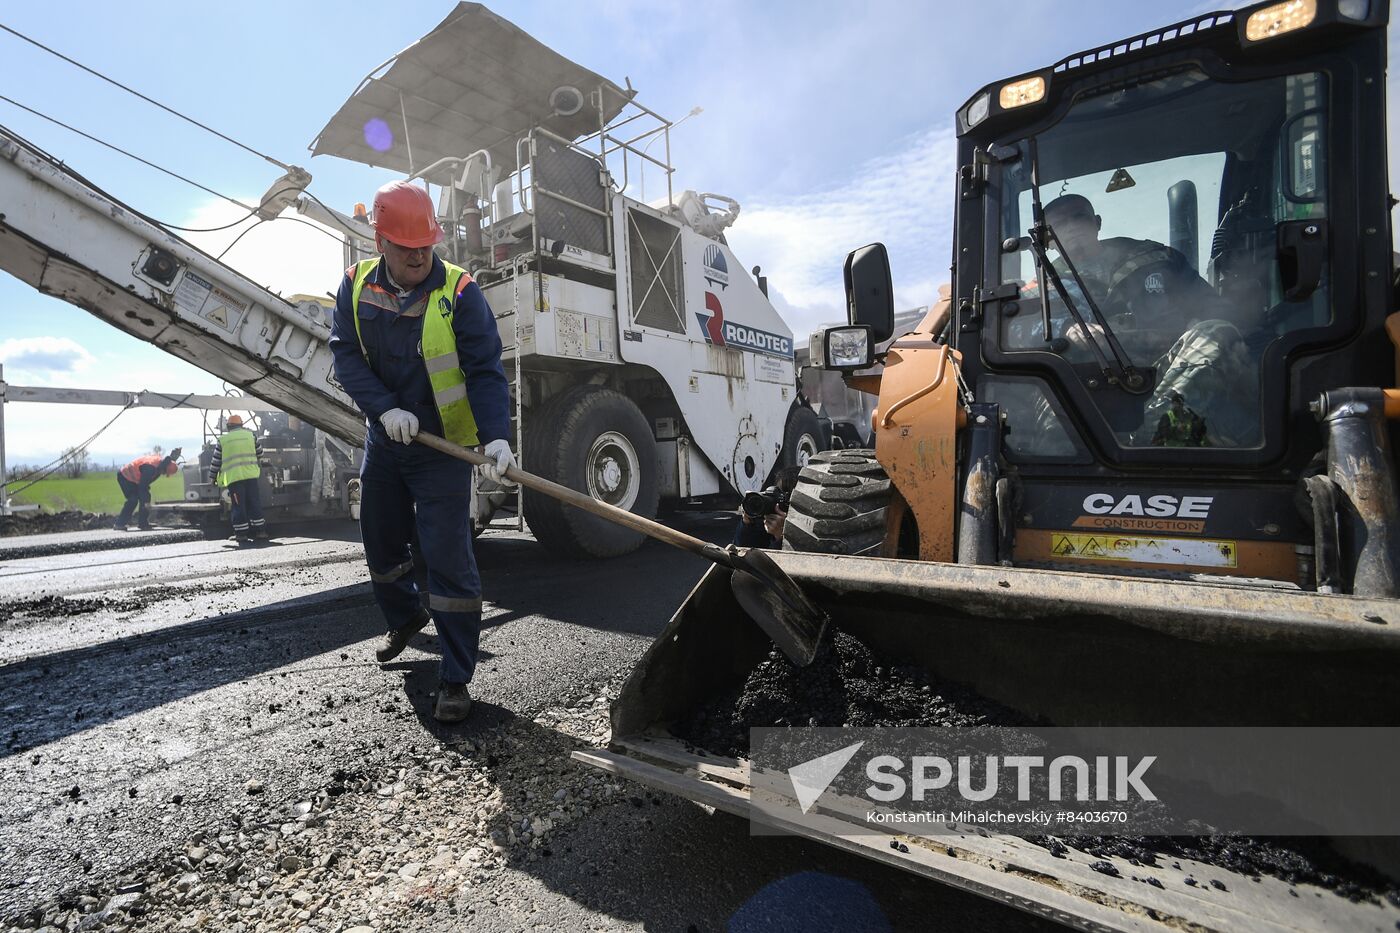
{"left": 522, "top": 386, "right": 658, "bottom": 559}
{"left": 783, "top": 449, "right": 890, "bottom": 556}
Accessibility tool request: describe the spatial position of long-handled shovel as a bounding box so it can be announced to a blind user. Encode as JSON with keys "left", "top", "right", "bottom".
{"left": 414, "top": 431, "right": 829, "bottom": 666}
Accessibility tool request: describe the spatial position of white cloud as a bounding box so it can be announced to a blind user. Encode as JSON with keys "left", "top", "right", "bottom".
{"left": 724, "top": 125, "right": 957, "bottom": 336}
{"left": 178, "top": 198, "right": 347, "bottom": 301}
{"left": 0, "top": 336, "right": 96, "bottom": 382}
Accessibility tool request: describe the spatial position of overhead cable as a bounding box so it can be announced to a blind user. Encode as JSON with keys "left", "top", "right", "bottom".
{"left": 0, "top": 93, "right": 259, "bottom": 218}
{"left": 0, "top": 21, "right": 292, "bottom": 171}
{"left": 0, "top": 102, "right": 346, "bottom": 248}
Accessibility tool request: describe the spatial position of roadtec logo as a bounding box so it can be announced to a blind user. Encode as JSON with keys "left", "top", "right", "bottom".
{"left": 697, "top": 291, "right": 793, "bottom": 359}
{"left": 703, "top": 244, "right": 729, "bottom": 290}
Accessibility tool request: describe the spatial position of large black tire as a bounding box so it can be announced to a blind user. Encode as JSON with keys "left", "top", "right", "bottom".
{"left": 782, "top": 449, "right": 890, "bottom": 555}
{"left": 523, "top": 385, "right": 659, "bottom": 559}
{"left": 777, "top": 404, "right": 825, "bottom": 472}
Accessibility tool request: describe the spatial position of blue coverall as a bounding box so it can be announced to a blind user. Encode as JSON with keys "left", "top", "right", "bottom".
{"left": 329, "top": 256, "right": 509, "bottom": 685}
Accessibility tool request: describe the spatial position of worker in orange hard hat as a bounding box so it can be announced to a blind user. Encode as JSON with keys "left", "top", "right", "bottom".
{"left": 327, "top": 179, "right": 513, "bottom": 724}
{"left": 114, "top": 447, "right": 182, "bottom": 531}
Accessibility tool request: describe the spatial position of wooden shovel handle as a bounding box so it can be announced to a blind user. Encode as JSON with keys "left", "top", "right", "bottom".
{"left": 413, "top": 431, "right": 732, "bottom": 566}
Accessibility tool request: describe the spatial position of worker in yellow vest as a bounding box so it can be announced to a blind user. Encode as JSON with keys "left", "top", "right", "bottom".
{"left": 328, "top": 180, "right": 513, "bottom": 723}
{"left": 1151, "top": 391, "right": 1209, "bottom": 447}
{"left": 114, "top": 447, "right": 182, "bottom": 531}
{"left": 208, "top": 414, "right": 267, "bottom": 542}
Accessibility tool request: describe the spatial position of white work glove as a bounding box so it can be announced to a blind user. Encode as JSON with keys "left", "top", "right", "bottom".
{"left": 480, "top": 438, "right": 516, "bottom": 485}
{"left": 379, "top": 408, "right": 419, "bottom": 445}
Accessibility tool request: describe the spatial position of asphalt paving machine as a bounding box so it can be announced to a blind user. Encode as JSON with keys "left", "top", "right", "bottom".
{"left": 0, "top": 3, "right": 811, "bottom": 556}
{"left": 579, "top": 3, "right": 1400, "bottom": 929}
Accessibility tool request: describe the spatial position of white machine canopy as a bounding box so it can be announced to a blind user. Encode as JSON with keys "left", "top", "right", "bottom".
{"left": 309, "top": 3, "right": 632, "bottom": 182}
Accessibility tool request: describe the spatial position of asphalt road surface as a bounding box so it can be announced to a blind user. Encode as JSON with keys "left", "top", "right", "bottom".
{"left": 0, "top": 517, "right": 1058, "bottom": 933}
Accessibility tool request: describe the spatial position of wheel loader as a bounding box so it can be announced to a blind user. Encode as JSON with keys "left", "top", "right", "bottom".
{"left": 576, "top": 2, "right": 1400, "bottom": 929}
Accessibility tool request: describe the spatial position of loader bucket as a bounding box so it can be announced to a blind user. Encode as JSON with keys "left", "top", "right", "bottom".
{"left": 574, "top": 552, "right": 1400, "bottom": 932}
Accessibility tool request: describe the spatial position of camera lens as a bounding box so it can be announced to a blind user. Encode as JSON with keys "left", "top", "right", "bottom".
{"left": 741, "top": 491, "right": 770, "bottom": 518}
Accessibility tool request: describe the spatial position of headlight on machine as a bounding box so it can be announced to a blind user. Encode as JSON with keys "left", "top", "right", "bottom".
{"left": 962, "top": 92, "right": 991, "bottom": 130}
{"left": 823, "top": 325, "right": 874, "bottom": 370}
{"left": 1244, "top": 0, "right": 1317, "bottom": 40}
{"left": 998, "top": 76, "right": 1047, "bottom": 110}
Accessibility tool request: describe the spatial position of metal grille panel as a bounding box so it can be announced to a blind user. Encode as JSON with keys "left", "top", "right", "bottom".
{"left": 626, "top": 209, "right": 684, "bottom": 333}
{"left": 534, "top": 138, "right": 609, "bottom": 256}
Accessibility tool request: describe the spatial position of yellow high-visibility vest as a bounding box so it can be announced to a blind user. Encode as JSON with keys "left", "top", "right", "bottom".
{"left": 217, "top": 429, "right": 260, "bottom": 486}
{"left": 351, "top": 258, "right": 480, "bottom": 446}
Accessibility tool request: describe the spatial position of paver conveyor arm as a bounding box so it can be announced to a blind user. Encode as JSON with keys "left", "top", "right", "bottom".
{"left": 0, "top": 127, "right": 367, "bottom": 445}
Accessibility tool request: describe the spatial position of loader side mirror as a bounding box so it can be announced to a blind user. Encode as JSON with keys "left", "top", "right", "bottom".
{"left": 844, "top": 243, "right": 895, "bottom": 344}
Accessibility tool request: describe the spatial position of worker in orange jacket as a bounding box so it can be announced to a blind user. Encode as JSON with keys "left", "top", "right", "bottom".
{"left": 115, "top": 448, "right": 182, "bottom": 531}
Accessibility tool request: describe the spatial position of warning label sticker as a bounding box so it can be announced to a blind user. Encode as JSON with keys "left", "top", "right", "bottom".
{"left": 754, "top": 354, "right": 791, "bottom": 385}
{"left": 1049, "top": 533, "right": 1238, "bottom": 568}
{"left": 172, "top": 271, "right": 244, "bottom": 333}
{"left": 555, "top": 309, "right": 616, "bottom": 362}
{"left": 204, "top": 286, "right": 247, "bottom": 333}
{"left": 174, "top": 271, "right": 212, "bottom": 317}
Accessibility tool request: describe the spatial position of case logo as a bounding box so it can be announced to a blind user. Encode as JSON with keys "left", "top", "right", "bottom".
{"left": 1072, "top": 492, "right": 1214, "bottom": 534}
{"left": 1081, "top": 493, "right": 1213, "bottom": 519}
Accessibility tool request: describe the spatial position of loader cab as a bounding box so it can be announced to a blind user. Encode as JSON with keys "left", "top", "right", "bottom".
{"left": 979, "top": 68, "right": 1337, "bottom": 463}
{"left": 957, "top": 1, "right": 1392, "bottom": 469}
{"left": 937, "top": 0, "right": 1397, "bottom": 587}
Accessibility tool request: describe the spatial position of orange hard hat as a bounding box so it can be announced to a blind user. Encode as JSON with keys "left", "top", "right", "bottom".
{"left": 372, "top": 181, "right": 443, "bottom": 249}
{"left": 227, "top": 414, "right": 244, "bottom": 427}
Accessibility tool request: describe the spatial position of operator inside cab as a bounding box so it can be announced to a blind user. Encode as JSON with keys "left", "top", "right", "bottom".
{"left": 1028, "top": 193, "right": 1260, "bottom": 449}
{"left": 1042, "top": 193, "right": 1219, "bottom": 336}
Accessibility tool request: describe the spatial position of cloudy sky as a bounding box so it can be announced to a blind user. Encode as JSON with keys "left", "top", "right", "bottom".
{"left": 1, "top": 0, "right": 1395, "bottom": 465}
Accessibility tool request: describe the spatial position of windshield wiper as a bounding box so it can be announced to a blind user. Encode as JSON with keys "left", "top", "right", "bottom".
{"left": 1026, "top": 137, "right": 1146, "bottom": 393}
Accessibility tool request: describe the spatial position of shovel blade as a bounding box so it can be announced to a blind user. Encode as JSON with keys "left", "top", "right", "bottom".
{"left": 728, "top": 547, "right": 828, "bottom": 667}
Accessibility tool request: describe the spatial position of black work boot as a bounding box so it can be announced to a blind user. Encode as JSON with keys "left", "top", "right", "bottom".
{"left": 434, "top": 681, "right": 472, "bottom": 723}
{"left": 375, "top": 610, "right": 430, "bottom": 663}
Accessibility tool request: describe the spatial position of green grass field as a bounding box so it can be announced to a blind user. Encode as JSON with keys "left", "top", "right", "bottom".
{"left": 10, "top": 472, "right": 186, "bottom": 515}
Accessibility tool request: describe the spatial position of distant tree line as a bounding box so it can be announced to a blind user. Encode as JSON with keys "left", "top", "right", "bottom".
{"left": 5, "top": 448, "right": 132, "bottom": 482}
